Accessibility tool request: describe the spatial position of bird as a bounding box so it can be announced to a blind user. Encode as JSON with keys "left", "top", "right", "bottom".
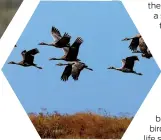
{"left": 38, "top": 26, "right": 71, "bottom": 51}
{"left": 49, "top": 37, "right": 83, "bottom": 62}
{"left": 122, "top": 34, "right": 152, "bottom": 59}
{"left": 138, "top": 37, "right": 152, "bottom": 59}
{"left": 121, "top": 34, "right": 141, "bottom": 53}
{"left": 8, "top": 48, "right": 42, "bottom": 69}
{"left": 107, "top": 56, "right": 142, "bottom": 75}
{"left": 56, "top": 61, "right": 93, "bottom": 81}
{"left": 141, "top": 48, "right": 152, "bottom": 59}
{"left": 14, "top": 45, "right": 17, "bottom": 47}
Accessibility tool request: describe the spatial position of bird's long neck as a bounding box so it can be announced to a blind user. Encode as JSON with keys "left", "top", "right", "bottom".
{"left": 114, "top": 68, "right": 122, "bottom": 71}
{"left": 10, "top": 62, "right": 19, "bottom": 65}
{"left": 109, "top": 67, "right": 122, "bottom": 71}
{"left": 50, "top": 57, "right": 64, "bottom": 60}
{"left": 62, "top": 64, "right": 69, "bottom": 66}
{"left": 47, "top": 43, "right": 54, "bottom": 46}
{"left": 128, "top": 37, "right": 134, "bottom": 40}
{"left": 13, "top": 62, "right": 18, "bottom": 64}
{"left": 57, "top": 63, "right": 69, "bottom": 66}
{"left": 40, "top": 42, "right": 55, "bottom": 46}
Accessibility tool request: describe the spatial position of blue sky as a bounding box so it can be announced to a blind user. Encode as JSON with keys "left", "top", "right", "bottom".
{"left": 2, "top": 1, "right": 160, "bottom": 116}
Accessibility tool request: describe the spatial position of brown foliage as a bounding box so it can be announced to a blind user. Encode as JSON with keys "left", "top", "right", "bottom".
{"left": 29, "top": 111, "right": 132, "bottom": 139}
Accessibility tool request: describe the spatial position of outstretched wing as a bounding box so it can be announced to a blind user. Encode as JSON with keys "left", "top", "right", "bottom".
{"left": 26, "top": 48, "right": 39, "bottom": 56}
{"left": 70, "top": 37, "right": 83, "bottom": 49}
{"left": 55, "top": 32, "right": 71, "bottom": 47}
{"left": 139, "top": 37, "right": 148, "bottom": 53}
{"left": 23, "top": 48, "right": 39, "bottom": 64}
{"left": 51, "top": 26, "right": 62, "bottom": 42}
{"left": 129, "top": 37, "right": 139, "bottom": 51}
{"left": 66, "top": 37, "right": 83, "bottom": 61}
{"left": 61, "top": 65, "right": 72, "bottom": 81}
{"left": 124, "top": 56, "right": 136, "bottom": 71}
{"left": 71, "top": 62, "right": 84, "bottom": 81}
{"left": 21, "top": 50, "right": 27, "bottom": 61}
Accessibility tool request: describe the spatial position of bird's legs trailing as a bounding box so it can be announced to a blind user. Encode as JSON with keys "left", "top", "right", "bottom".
{"left": 85, "top": 67, "right": 93, "bottom": 71}
{"left": 133, "top": 71, "right": 143, "bottom": 76}
{"left": 33, "top": 64, "right": 43, "bottom": 69}
{"left": 25, "top": 63, "right": 43, "bottom": 69}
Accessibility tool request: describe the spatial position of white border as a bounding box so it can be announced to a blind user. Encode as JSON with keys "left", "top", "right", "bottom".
{"left": 0, "top": 0, "right": 41, "bottom": 140}
{"left": 122, "top": 1, "right": 161, "bottom": 140}
{"left": 1, "top": 0, "right": 161, "bottom": 140}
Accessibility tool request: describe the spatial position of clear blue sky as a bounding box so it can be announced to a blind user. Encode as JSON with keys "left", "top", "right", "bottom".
{"left": 2, "top": 1, "right": 160, "bottom": 116}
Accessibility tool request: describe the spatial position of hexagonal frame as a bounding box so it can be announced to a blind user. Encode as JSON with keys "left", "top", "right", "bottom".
{"left": 0, "top": 1, "right": 161, "bottom": 140}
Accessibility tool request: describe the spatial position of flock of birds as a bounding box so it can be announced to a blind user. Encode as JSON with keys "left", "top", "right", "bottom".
{"left": 8, "top": 26, "right": 153, "bottom": 81}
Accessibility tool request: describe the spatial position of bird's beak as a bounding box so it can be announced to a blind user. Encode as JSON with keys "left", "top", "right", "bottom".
{"left": 121, "top": 38, "right": 131, "bottom": 41}
{"left": 121, "top": 38, "right": 128, "bottom": 41}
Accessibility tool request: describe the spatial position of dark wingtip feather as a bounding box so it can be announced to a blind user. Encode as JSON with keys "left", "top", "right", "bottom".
{"left": 51, "top": 26, "right": 55, "bottom": 31}
{"left": 76, "top": 37, "right": 83, "bottom": 43}
{"left": 64, "top": 32, "right": 71, "bottom": 38}
{"left": 72, "top": 75, "right": 79, "bottom": 81}
{"left": 51, "top": 26, "right": 59, "bottom": 33}
{"left": 34, "top": 48, "right": 40, "bottom": 54}
{"left": 61, "top": 76, "right": 68, "bottom": 82}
